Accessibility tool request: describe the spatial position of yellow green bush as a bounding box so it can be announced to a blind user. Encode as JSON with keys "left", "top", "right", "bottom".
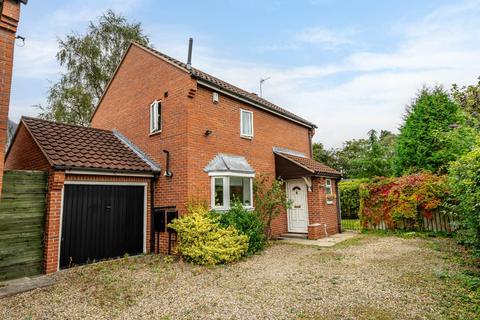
{"left": 168, "top": 204, "right": 249, "bottom": 265}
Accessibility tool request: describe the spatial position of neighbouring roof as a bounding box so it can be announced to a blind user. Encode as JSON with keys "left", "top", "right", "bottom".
{"left": 18, "top": 117, "right": 160, "bottom": 173}
{"left": 133, "top": 42, "right": 317, "bottom": 129}
{"left": 204, "top": 154, "right": 255, "bottom": 174}
{"left": 274, "top": 150, "right": 341, "bottom": 177}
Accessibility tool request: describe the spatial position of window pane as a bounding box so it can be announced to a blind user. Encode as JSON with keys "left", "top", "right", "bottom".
{"left": 243, "top": 178, "right": 252, "bottom": 206}
{"left": 214, "top": 178, "right": 224, "bottom": 207}
{"left": 229, "top": 177, "right": 252, "bottom": 206}
{"left": 150, "top": 104, "right": 155, "bottom": 132}
{"left": 242, "top": 111, "right": 252, "bottom": 136}
{"left": 230, "top": 176, "right": 244, "bottom": 204}
{"left": 325, "top": 179, "right": 332, "bottom": 195}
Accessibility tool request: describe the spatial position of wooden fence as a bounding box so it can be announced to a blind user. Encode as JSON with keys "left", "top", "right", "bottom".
{"left": 0, "top": 170, "right": 47, "bottom": 281}
{"left": 366, "top": 211, "right": 454, "bottom": 233}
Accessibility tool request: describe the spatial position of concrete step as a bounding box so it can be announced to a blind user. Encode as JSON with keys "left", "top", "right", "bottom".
{"left": 279, "top": 233, "right": 308, "bottom": 239}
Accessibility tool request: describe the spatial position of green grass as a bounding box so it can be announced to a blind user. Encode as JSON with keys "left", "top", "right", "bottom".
{"left": 341, "top": 218, "right": 361, "bottom": 230}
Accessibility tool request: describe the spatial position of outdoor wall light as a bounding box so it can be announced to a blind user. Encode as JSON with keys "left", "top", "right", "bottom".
{"left": 204, "top": 130, "right": 213, "bottom": 136}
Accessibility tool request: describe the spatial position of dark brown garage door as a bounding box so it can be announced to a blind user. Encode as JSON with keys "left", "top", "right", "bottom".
{"left": 60, "top": 184, "right": 144, "bottom": 269}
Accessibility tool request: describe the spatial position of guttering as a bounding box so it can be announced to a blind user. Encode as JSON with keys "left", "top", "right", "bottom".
{"left": 196, "top": 79, "right": 317, "bottom": 130}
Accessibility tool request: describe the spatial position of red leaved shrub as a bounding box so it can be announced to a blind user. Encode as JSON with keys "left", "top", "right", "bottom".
{"left": 359, "top": 172, "right": 449, "bottom": 229}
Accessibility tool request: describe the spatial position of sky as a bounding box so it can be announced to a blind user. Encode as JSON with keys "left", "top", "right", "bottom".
{"left": 9, "top": 0, "right": 480, "bottom": 148}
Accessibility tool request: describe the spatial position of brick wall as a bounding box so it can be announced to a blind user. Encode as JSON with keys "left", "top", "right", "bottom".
{"left": 185, "top": 85, "right": 312, "bottom": 203}
{"left": 43, "top": 172, "right": 152, "bottom": 274}
{"left": 91, "top": 44, "right": 194, "bottom": 220}
{"left": 0, "top": 0, "right": 23, "bottom": 196}
{"left": 307, "top": 177, "right": 339, "bottom": 237}
{"left": 5, "top": 122, "right": 51, "bottom": 171}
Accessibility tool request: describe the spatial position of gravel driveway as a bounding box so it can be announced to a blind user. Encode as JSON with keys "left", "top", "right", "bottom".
{"left": 0, "top": 234, "right": 478, "bottom": 319}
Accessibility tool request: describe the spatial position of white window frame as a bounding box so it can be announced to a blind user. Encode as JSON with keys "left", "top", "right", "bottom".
{"left": 325, "top": 178, "right": 333, "bottom": 204}
{"left": 240, "top": 109, "right": 254, "bottom": 138}
{"left": 210, "top": 174, "right": 254, "bottom": 210}
{"left": 325, "top": 179, "right": 333, "bottom": 195}
{"left": 150, "top": 100, "right": 162, "bottom": 133}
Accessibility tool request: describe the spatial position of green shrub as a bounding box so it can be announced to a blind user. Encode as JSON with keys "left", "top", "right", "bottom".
{"left": 449, "top": 147, "right": 480, "bottom": 255}
{"left": 339, "top": 179, "right": 369, "bottom": 219}
{"left": 211, "top": 202, "right": 266, "bottom": 255}
{"left": 168, "top": 204, "right": 248, "bottom": 265}
{"left": 253, "top": 174, "right": 291, "bottom": 238}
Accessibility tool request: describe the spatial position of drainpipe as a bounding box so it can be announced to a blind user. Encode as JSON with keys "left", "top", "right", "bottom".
{"left": 335, "top": 178, "right": 342, "bottom": 233}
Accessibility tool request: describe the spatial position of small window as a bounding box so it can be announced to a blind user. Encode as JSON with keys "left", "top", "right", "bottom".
{"left": 212, "top": 92, "right": 219, "bottom": 103}
{"left": 325, "top": 179, "right": 333, "bottom": 195}
{"left": 240, "top": 109, "right": 253, "bottom": 138}
{"left": 150, "top": 100, "right": 162, "bottom": 133}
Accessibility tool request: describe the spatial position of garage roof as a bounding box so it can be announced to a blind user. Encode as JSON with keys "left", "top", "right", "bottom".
{"left": 17, "top": 117, "right": 160, "bottom": 174}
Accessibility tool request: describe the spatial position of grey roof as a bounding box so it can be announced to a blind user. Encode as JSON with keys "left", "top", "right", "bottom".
{"left": 272, "top": 146, "right": 306, "bottom": 158}
{"left": 204, "top": 154, "right": 255, "bottom": 174}
{"left": 113, "top": 130, "right": 161, "bottom": 172}
{"left": 134, "top": 42, "right": 317, "bottom": 129}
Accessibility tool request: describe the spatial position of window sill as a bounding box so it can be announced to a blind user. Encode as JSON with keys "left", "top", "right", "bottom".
{"left": 149, "top": 130, "right": 162, "bottom": 137}
{"left": 326, "top": 201, "right": 334, "bottom": 205}
{"left": 212, "top": 205, "right": 255, "bottom": 212}
{"left": 240, "top": 135, "right": 253, "bottom": 140}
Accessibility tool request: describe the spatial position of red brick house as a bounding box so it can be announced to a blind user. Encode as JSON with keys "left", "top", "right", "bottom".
{"left": 6, "top": 41, "right": 341, "bottom": 273}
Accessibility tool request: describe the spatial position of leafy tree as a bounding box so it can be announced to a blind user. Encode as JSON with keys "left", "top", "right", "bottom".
{"left": 312, "top": 142, "right": 336, "bottom": 168}
{"left": 394, "top": 86, "right": 475, "bottom": 175}
{"left": 348, "top": 130, "right": 395, "bottom": 178}
{"left": 451, "top": 77, "right": 480, "bottom": 123}
{"left": 39, "top": 10, "right": 150, "bottom": 125}
{"left": 330, "top": 130, "right": 396, "bottom": 179}
{"left": 448, "top": 147, "right": 480, "bottom": 254}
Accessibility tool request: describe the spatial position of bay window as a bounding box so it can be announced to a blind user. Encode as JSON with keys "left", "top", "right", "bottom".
{"left": 211, "top": 175, "right": 253, "bottom": 210}
{"left": 205, "top": 153, "right": 255, "bottom": 210}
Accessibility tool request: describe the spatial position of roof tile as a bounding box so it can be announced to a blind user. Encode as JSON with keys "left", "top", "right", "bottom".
{"left": 135, "top": 43, "right": 317, "bottom": 129}
{"left": 22, "top": 117, "right": 157, "bottom": 173}
{"left": 276, "top": 151, "right": 341, "bottom": 177}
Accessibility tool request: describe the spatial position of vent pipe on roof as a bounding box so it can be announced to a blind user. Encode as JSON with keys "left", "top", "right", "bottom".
{"left": 186, "top": 38, "right": 193, "bottom": 70}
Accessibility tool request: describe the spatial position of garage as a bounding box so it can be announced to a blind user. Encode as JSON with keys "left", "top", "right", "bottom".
{"left": 5, "top": 117, "right": 161, "bottom": 273}
{"left": 60, "top": 183, "right": 146, "bottom": 269}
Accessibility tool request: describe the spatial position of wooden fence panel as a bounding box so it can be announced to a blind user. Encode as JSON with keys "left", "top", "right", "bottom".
{"left": 0, "top": 170, "right": 47, "bottom": 281}
{"left": 366, "top": 211, "right": 454, "bottom": 232}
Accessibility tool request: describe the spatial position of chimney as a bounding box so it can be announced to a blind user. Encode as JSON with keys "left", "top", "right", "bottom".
{"left": 0, "top": 0, "right": 27, "bottom": 196}
{"left": 186, "top": 37, "right": 193, "bottom": 70}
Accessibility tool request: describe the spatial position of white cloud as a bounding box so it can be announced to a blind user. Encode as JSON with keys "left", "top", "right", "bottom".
{"left": 13, "top": 39, "right": 59, "bottom": 79}
{"left": 295, "top": 26, "right": 356, "bottom": 48}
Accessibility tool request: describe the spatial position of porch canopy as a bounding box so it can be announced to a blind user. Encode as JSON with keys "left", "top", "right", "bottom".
{"left": 273, "top": 147, "right": 341, "bottom": 180}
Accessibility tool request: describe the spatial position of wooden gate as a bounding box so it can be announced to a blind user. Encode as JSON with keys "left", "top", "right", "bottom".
{"left": 0, "top": 171, "right": 47, "bottom": 281}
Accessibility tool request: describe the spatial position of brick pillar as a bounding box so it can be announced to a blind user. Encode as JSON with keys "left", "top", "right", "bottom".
{"left": 44, "top": 170, "right": 65, "bottom": 274}
{"left": 0, "top": 0, "right": 25, "bottom": 196}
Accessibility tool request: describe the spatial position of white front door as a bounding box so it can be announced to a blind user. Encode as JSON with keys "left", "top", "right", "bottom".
{"left": 287, "top": 180, "right": 309, "bottom": 233}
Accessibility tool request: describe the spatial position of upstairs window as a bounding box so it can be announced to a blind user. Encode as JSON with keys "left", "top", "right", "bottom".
{"left": 240, "top": 109, "right": 253, "bottom": 138}
{"left": 150, "top": 100, "right": 162, "bottom": 133}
